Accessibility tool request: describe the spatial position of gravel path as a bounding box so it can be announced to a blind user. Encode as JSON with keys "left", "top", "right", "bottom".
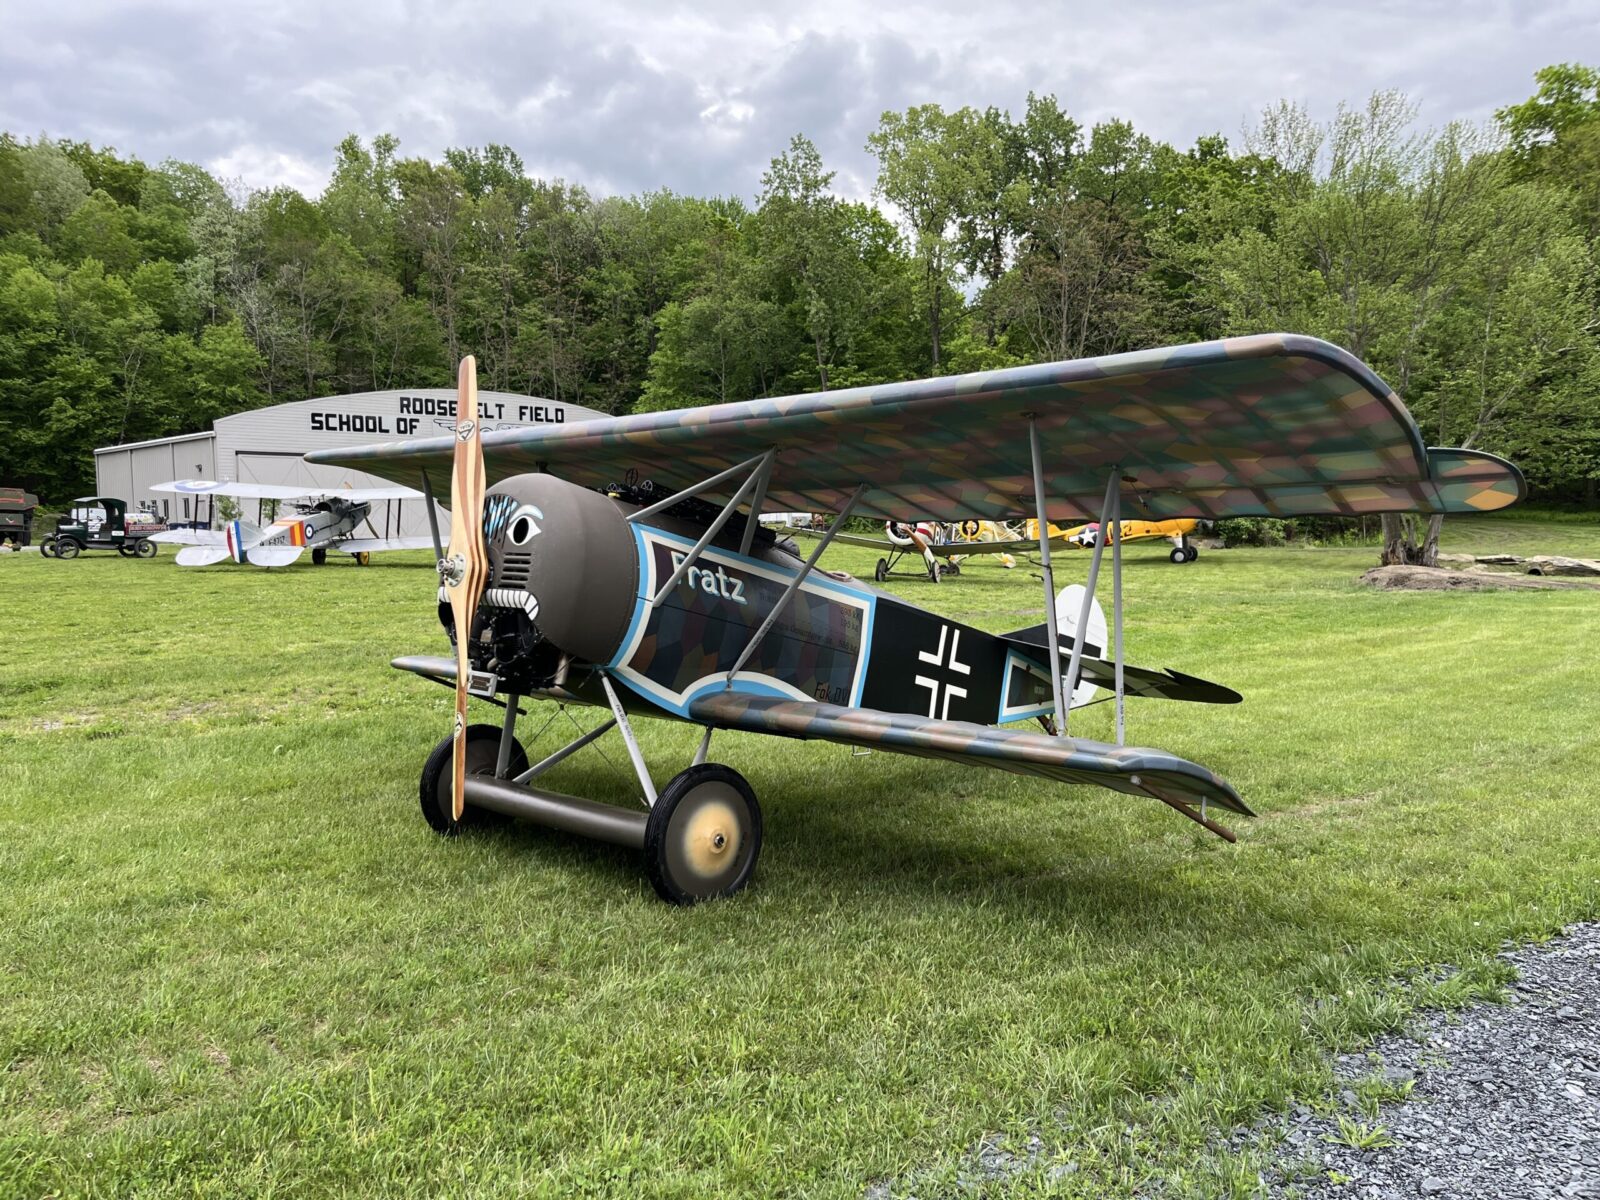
{"left": 1265, "top": 923, "right": 1600, "bottom": 1199}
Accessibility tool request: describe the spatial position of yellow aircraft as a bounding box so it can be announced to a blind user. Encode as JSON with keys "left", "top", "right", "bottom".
{"left": 1027, "top": 518, "right": 1203, "bottom": 563}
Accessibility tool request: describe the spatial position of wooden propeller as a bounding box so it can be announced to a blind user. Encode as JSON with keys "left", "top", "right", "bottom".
{"left": 443, "top": 355, "right": 488, "bottom": 821}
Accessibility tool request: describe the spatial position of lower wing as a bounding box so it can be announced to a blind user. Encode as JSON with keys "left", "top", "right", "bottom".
{"left": 337, "top": 536, "right": 437, "bottom": 554}
{"left": 687, "top": 692, "right": 1250, "bottom": 837}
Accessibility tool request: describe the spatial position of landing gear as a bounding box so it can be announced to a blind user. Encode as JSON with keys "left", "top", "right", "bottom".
{"left": 1186, "top": 545, "right": 1199, "bottom": 562}
{"left": 354, "top": 551, "right": 371, "bottom": 567}
{"left": 1170, "top": 547, "right": 1188, "bottom": 564}
{"left": 418, "top": 723, "right": 524, "bottom": 835}
{"left": 312, "top": 547, "right": 327, "bottom": 566}
{"left": 875, "top": 557, "right": 888, "bottom": 582}
{"left": 645, "top": 764, "right": 762, "bottom": 905}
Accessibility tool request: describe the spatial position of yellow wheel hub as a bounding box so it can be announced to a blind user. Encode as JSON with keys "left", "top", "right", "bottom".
{"left": 680, "top": 798, "right": 741, "bottom": 879}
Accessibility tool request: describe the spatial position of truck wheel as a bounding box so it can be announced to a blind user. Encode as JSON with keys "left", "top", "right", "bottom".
{"left": 645, "top": 764, "right": 762, "bottom": 905}
{"left": 55, "top": 539, "right": 80, "bottom": 559}
{"left": 135, "top": 539, "right": 157, "bottom": 558}
{"left": 40, "top": 538, "right": 56, "bottom": 558}
{"left": 419, "top": 724, "right": 524, "bottom": 835}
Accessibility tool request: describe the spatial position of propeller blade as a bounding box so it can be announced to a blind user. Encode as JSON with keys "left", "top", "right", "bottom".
{"left": 442, "top": 355, "right": 488, "bottom": 821}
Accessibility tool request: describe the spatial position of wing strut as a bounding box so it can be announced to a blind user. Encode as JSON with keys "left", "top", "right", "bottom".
{"left": 724, "top": 483, "right": 867, "bottom": 688}
{"left": 1062, "top": 469, "right": 1118, "bottom": 735}
{"left": 1027, "top": 417, "right": 1068, "bottom": 736}
{"left": 648, "top": 449, "right": 775, "bottom": 608}
{"left": 418, "top": 468, "right": 444, "bottom": 562}
{"left": 1110, "top": 484, "right": 1126, "bottom": 745}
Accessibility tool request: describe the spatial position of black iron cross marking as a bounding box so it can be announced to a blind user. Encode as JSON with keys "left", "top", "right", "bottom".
{"left": 914, "top": 624, "right": 972, "bottom": 719}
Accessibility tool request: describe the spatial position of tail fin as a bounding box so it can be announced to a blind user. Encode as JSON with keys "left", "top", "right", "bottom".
{"left": 223, "top": 518, "right": 263, "bottom": 563}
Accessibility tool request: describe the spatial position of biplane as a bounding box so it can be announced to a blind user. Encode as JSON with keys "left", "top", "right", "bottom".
{"left": 147, "top": 480, "right": 432, "bottom": 567}
{"left": 307, "top": 334, "right": 1523, "bottom": 904}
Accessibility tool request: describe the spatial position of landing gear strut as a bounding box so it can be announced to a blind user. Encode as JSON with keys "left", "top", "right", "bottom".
{"left": 412, "top": 677, "right": 764, "bottom": 904}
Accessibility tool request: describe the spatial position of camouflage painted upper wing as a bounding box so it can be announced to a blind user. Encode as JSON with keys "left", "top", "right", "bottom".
{"left": 306, "top": 334, "right": 1524, "bottom": 523}
{"left": 687, "top": 692, "right": 1251, "bottom": 817}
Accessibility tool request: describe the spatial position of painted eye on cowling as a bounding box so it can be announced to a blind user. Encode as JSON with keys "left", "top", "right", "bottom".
{"left": 508, "top": 504, "right": 544, "bottom": 546}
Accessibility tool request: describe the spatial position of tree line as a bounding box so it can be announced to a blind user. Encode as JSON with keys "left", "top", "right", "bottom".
{"left": 2, "top": 65, "right": 1596, "bottom": 517}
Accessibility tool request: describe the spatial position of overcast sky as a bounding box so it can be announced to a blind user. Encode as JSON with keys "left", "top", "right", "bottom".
{"left": 1, "top": 1, "right": 1593, "bottom": 202}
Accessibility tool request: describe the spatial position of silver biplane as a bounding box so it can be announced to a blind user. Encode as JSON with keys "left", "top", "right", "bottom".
{"left": 148, "top": 480, "right": 433, "bottom": 567}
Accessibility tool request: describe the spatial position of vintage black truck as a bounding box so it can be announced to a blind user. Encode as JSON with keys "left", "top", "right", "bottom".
{"left": 0, "top": 487, "right": 39, "bottom": 547}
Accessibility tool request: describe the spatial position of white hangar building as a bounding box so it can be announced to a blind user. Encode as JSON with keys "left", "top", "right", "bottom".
{"left": 94, "top": 388, "right": 604, "bottom": 537}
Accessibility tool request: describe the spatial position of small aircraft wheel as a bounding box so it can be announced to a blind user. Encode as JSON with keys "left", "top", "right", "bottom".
{"left": 945, "top": 560, "right": 961, "bottom": 577}
{"left": 418, "top": 723, "right": 526, "bottom": 836}
{"left": 135, "top": 539, "right": 156, "bottom": 559}
{"left": 311, "top": 547, "right": 328, "bottom": 566}
{"left": 928, "top": 561, "right": 942, "bottom": 583}
{"left": 1170, "top": 547, "right": 1189, "bottom": 564}
{"left": 1185, "top": 545, "right": 1199, "bottom": 562}
{"left": 645, "top": 764, "right": 762, "bottom": 905}
{"left": 874, "top": 557, "right": 888, "bottom": 582}
{"left": 354, "top": 551, "right": 371, "bottom": 567}
{"left": 55, "top": 539, "right": 80, "bottom": 560}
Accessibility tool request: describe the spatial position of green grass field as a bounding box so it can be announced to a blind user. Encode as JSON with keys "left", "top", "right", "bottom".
{"left": 3, "top": 515, "right": 1599, "bottom": 1198}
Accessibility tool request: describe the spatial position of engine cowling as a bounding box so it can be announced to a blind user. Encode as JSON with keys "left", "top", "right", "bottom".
{"left": 446, "top": 474, "right": 639, "bottom": 687}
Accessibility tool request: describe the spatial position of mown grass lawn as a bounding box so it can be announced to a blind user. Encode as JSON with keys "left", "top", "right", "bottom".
{"left": 2, "top": 514, "right": 1598, "bottom": 1198}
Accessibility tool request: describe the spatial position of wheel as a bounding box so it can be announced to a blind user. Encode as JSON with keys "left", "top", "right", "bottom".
{"left": 39, "top": 537, "right": 56, "bottom": 558}
{"left": 645, "top": 764, "right": 762, "bottom": 905}
{"left": 418, "top": 723, "right": 526, "bottom": 835}
{"left": 311, "top": 547, "right": 327, "bottom": 566}
{"left": 354, "top": 551, "right": 371, "bottom": 567}
{"left": 1170, "top": 547, "right": 1188, "bottom": 564}
{"left": 929, "top": 561, "right": 942, "bottom": 583}
{"left": 874, "top": 557, "right": 888, "bottom": 583}
{"left": 134, "top": 539, "right": 156, "bottom": 559}
{"left": 55, "top": 539, "right": 80, "bottom": 559}
{"left": 118, "top": 544, "right": 136, "bottom": 557}
{"left": 945, "top": 560, "right": 961, "bottom": 577}
{"left": 1185, "top": 545, "right": 1199, "bottom": 562}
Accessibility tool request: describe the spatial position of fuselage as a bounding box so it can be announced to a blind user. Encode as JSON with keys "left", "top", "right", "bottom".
{"left": 461, "top": 474, "right": 1060, "bottom": 726}
{"left": 246, "top": 499, "right": 371, "bottom": 559}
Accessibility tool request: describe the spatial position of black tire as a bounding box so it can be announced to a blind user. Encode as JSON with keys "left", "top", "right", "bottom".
{"left": 118, "top": 544, "right": 136, "bottom": 557}
{"left": 1170, "top": 547, "right": 1188, "bottom": 564}
{"left": 945, "top": 560, "right": 961, "bottom": 577}
{"left": 418, "top": 723, "right": 526, "bottom": 835}
{"left": 39, "top": 537, "right": 56, "bottom": 558}
{"left": 134, "top": 539, "right": 156, "bottom": 559}
{"left": 874, "top": 557, "right": 888, "bottom": 582}
{"left": 1185, "top": 545, "right": 1199, "bottom": 562}
{"left": 311, "top": 547, "right": 328, "bottom": 566}
{"left": 55, "top": 538, "right": 81, "bottom": 560}
{"left": 645, "top": 764, "right": 762, "bottom": 905}
{"left": 929, "top": 560, "right": 941, "bottom": 583}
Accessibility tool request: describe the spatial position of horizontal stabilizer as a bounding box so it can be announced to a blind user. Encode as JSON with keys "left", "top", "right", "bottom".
{"left": 150, "top": 528, "right": 225, "bottom": 547}
{"left": 999, "top": 624, "right": 1240, "bottom": 704}
{"left": 687, "top": 692, "right": 1250, "bottom": 819}
{"left": 247, "top": 546, "right": 304, "bottom": 568}
{"left": 174, "top": 545, "right": 231, "bottom": 567}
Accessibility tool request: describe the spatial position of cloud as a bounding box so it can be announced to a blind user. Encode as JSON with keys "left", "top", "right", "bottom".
{"left": 0, "top": 0, "right": 1590, "bottom": 201}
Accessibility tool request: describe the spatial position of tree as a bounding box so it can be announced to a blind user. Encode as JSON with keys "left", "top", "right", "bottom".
{"left": 866, "top": 105, "right": 985, "bottom": 370}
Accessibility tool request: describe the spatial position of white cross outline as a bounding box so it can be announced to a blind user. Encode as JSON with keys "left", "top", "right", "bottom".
{"left": 914, "top": 624, "right": 972, "bottom": 719}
